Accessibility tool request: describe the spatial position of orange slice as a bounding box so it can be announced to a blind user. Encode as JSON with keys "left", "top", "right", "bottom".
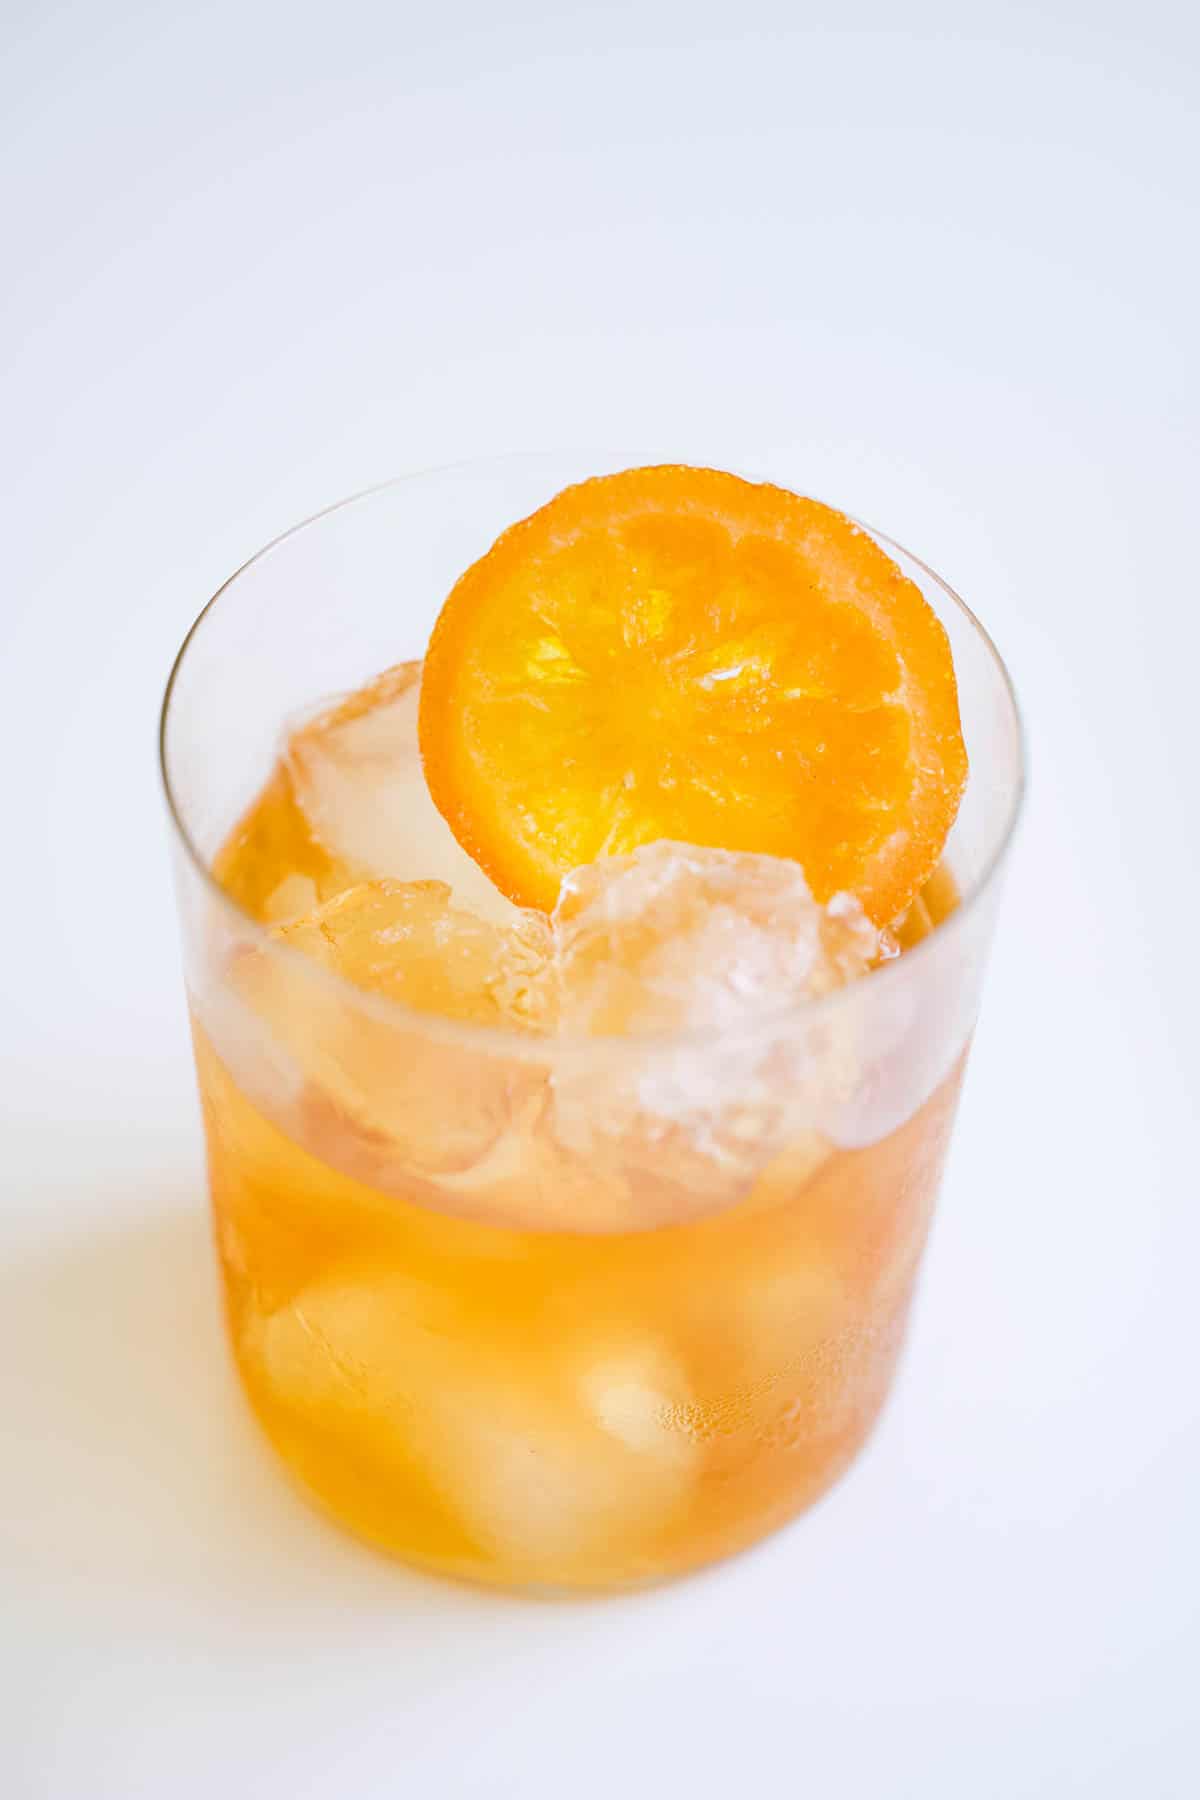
{"left": 418, "top": 465, "right": 967, "bottom": 924}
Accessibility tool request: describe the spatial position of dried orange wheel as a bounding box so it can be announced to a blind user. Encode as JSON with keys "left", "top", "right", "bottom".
{"left": 418, "top": 465, "right": 967, "bottom": 924}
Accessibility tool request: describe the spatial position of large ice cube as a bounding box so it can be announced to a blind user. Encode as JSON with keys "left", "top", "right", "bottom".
{"left": 285, "top": 662, "right": 517, "bottom": 923}
{"left": 553, "top": 841, "right": 878, "bottom": 1033}
{"left": 252, "top": 1266, "right": 697, "bottom": 1579}
{"left": 228, "top": 880, "right": 553, "bottom": 1177}
{"left": 667, "top": 1253, "right": 854, "bottom": 1453}
{"left": 273, "top": 878, "right": 551, "bottom": 1029}
{"left": 546, "top": 843, "right": 879, "bottom": 1216}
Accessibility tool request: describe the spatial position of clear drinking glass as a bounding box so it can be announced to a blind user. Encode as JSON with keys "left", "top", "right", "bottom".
{"left": 160, "top": 453, "right": 1023, "bottom": 1592}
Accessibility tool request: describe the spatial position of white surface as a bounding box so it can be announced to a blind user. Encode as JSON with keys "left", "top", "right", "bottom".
{"left": 2, "top": 3, "right": 1198, "bottom": 1795}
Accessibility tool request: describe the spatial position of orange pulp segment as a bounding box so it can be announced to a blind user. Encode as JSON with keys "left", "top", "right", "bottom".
{"left": 418, "top": 465, "right": 967, "bottom": 924}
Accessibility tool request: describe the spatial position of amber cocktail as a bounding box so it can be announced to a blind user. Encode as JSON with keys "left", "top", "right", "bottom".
{"left": 162, "top": 458, "right": 1021, "bottom": 1591}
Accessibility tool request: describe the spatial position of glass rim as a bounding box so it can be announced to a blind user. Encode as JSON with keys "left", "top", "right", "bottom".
{"left": 159, "top": 454, "right": 1027, "bottom": 1061}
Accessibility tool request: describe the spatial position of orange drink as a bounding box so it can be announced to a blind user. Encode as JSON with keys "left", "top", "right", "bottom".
{"left": 162, "top": 458, "right": 1022, "bottom": 1590}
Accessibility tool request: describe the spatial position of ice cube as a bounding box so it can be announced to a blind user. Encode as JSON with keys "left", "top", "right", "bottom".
{"left": 545, "top": 843, "right": 879, "bottom": 1217}
{"left": 638, "top": 1227, "right": 869, "bottom": 1468}
{"left": 285, "top": 661, "right": 517, "bottom": 924}
{"left": 553, "top": 840, "right": 878, "bottom": 1034}
{"left": 229, "top": 881, "right": 553, "bottom": 1178}
{"left": 428, "top": 1116, "right": 650, "bottom": 1234}
{"left": 577, "top": 1344, "right": 696, "bottom": 1465}
{"left": 273, "top": 878, "right": 552, "bottom": 1029}
{"left": 260, "top": 872, "right": 321, "bottom": 925}
{"left": 253, "top": 1267, "right": 697, "bottom": 1579}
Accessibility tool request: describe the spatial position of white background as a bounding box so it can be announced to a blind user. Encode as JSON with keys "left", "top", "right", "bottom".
{"left": 3, "top": 3, "right": 1198, "bottom": 1795}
